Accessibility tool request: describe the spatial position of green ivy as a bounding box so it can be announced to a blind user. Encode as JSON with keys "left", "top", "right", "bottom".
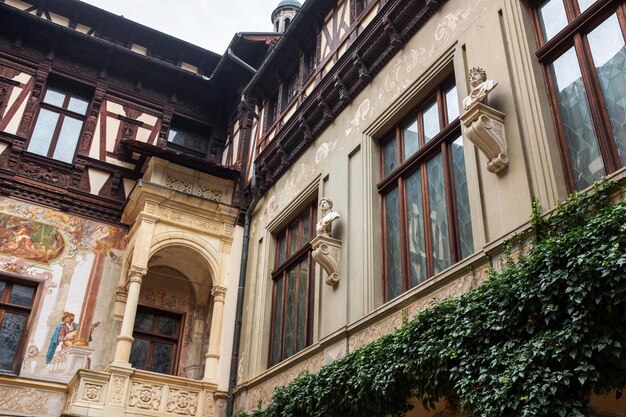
{"left": 236, "top": 181, "right": 626, "bottom": 417}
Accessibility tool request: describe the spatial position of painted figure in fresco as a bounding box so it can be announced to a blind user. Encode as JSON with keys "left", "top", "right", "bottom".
{"left": 46, "top": 311, "right": 77, "bottom": 364}
{"left": 45, "top": 312, "right": 99, "bottom": 363}
{"left": 0, "top": 214, "right": 65, "bottom": 263}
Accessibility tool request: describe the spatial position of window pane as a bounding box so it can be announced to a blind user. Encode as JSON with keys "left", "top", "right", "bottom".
{"left": 451, "top": 137, "right": 474, "bottom": 259}
{"left": 167, "top": 126, "right": 208, "bottom": 154}
{"left": 283, "top": 269, "right": 297, "bottom": 358}
{"left": 538, "top": 0, "right": 568, "bottom": 42}
{"left": 134, "top": 310, "right": 154, "bottom": 333}
{"left": 423, "top": 100, "right": 440, "bottom": 143}
{"left": 445, "top": 84, "right": 460, "bottom": 122}
{"left": 403, "top": 119, "right": 419, "bottom": 159}
{"left": 270, "top": 278, "right": 284, "bottom": 365}
{"left": 151, "top": 342, "right": 173, "bottom": 374}
{"left": 296, "top": 259, "right": 309, "bottom": 352}
{"left": 551, "top": 47, "right": 605, "bottom": 189}
{"left": 289, "top": 222, "right": 299, "bottom": 255}
{"left": 302, "top": 210, "right": 311, "bottom": 243}
{"left": 385, "top": 188, "right": 402, "bottom": 299}
{"left": 43, "top": 87, "right": 67, "bottom": 107}
{"left": 157, "top": 316, "right": 178, "bottom": 337}
{"left": 277, "top": 233, "right": 287, "bottom": 265}
{"left": 427, "top": 154, "right": 451, "bottom": 274}
{"left": 29, "top": 109, "right": 59, "bottom": 157}
{"left": 8, "top": 285, "right": 34, "bottom": 307}
{"left": 383, "top": 136, "right": 398, "bottom": 176}
{"left": 578, "top": 0, "right": 596, "bottom": 12}
{"left": 129, "top": 337, "right": 149, "bottom": 370}
{"left": 68, "top": 96, "right": 89, "bottom": 115}
{"left": 0, "top": 281, "right": 6, "bottom": 296}
{"left": 0, "top": 312, "right": 27, "bottom": 371}
{"left": 52, "top": 116, "right": 82, "bottom": 163}
{"left": 587, "top": 14, "right": 626, "bottom": 166}
{"left": 405, "top": 169, "right": 427, "bottom": 287}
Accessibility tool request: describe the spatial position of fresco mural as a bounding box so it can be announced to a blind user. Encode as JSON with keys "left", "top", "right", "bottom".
{"left": 0, "top": 198, "right": 127, "bottom": 382}
{"left": 0, "top": 214, "right": 65, "bottom": 263}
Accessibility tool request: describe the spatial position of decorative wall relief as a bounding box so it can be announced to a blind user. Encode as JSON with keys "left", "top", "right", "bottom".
{"left": 166, "top": 389, "right": 199, "bottom": 416}
{"left": 0, "top": 384, "right": 66, "bottom": 417}
{"left": 460, "top": 67, "right": 508, "bottom": 174}
{"left": 128, "top": 382, "right": 163, "bottom": 410}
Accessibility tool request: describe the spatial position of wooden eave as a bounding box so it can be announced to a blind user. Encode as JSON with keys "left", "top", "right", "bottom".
{"left": 251, "top": 0, "right": 447, "bottom": 196}
{"left": 122, "top": 139, "right": 240, "bottom": 181}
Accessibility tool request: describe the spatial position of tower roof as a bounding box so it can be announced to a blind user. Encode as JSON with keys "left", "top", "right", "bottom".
{"left": 276, "top": 0, "right": 302, "bottom": 8}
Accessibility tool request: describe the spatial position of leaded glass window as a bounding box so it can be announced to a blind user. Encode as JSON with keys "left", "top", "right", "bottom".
{"left": 0, "top": 277, "right": 37, "bottom": 373}
{"left": 130, "top": 307, "right": 181, "bottom": 375}
{"left": 269, "top": 202, "right": 316, "bottom": 366}
{"left": 379, "top": 79, "right": 474, "bottom": 301}
{"left": 534, "top": 0, "right": 626, "bottom": 191}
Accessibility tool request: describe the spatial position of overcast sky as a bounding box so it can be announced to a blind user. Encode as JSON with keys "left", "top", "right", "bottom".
{"left": 80, "top": 0, "right": 286, "bottom": 54}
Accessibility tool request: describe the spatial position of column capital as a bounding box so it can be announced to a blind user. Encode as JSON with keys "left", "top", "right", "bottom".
{"left": 211, "top": 286, "right": 227, "bottom": 303}
{"left": 127, "top": 266, "right": 147, "bottom": 283}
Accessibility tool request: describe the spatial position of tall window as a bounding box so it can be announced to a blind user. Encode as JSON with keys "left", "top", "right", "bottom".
{"left": 534, "top": 0, "right": 626, "bottom": 190}
{"left": 379, "top": 79, "right": 473, "bottom": 301}
{"left": 0, "top": 276, "right": 37, "bottom": 373}
{"left": 28, "top": 82, "right": 90, "bottom": 164}
{"left": 269, "top": 201, "right": 316, "bottom": 366}
{"left": 130, "top": 306, "right": 182, "bottom": 375}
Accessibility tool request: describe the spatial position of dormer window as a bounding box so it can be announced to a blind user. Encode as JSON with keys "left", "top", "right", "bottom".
{"left": 167, "top": 121, "right": 209, "bottom": 155}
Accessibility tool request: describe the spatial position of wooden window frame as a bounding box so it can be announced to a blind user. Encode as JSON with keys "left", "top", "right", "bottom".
{"left": 268, "top": 201, "right": 317, "bottom": 366}
{"left": 378, "top": 78, "right": 469, "bottom": 301}
{"left": 131, "top": 305, "right": 183, "bottom": 376}
{"left": 27, "top": 81, "right": 90, "bottom": 163}
{"left": 532, "top": 0, "right": 626, "bottom": 191}
{"left": 0, "top": 274, "right": 40, "bottom": 375}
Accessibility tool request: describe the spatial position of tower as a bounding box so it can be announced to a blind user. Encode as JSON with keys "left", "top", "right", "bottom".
{"left": 271, "top": 0, "right": 301, "bottom": 33}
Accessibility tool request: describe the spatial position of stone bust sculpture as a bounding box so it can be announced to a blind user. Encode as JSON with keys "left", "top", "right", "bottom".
{"left": 315, "top": 198, "right": 340, "bottom": 238}
{"left": 462, "top": 66, "right": 498, "bottom": 110}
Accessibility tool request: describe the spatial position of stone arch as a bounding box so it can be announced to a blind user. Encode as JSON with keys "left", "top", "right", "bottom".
{"left": 148, "top": 231, "right": 220, "bottom": 285}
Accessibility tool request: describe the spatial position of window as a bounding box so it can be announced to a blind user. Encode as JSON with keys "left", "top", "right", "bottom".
{"left": 167, "top": 122, "right": 209, "bottom": 155}
{"left": 534, "top": 0, "right": 626, "bottom": 190}
{"left": 281, "top": 72, "right": 298, "bottom": 109}
{"left": 303, "top": 46, "right": 317, "bottom": 81}
{"left": 269, "top": 201, "right": 316, "bottom": 366}
{"left": 130, "top": 306, "right": 182, "bottom": 375}
{"left": 0, "top": 276, "right": 37, "bottom": 373}
{"left": 354, "top": 0, "right": 373, "bottom": 18}
{"left": 265, "top": 94, "right": 278, "bottom": 132}
{"left": 379, "top": 79, "right": 473, "bottom": 301}
{"left": 28, "top": 82, "right": 90, "bottom": 163}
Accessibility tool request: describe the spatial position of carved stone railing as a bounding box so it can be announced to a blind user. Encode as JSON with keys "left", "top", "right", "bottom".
{"left": 64, "top": 367, "right": 224, "bottom": 417}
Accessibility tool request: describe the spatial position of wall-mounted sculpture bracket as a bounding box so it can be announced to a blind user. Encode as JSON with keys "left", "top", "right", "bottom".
{"left": 311, "top": 235, "right": 341, "bottom": 287}
{"left": 460, "top": 102, "right": 508, "bottom": 174}
{"left": 313, "top": 198, "right": 341, "bottom": 287}
{"left": 460, "top": 67, "right": 508, "bottom": 174}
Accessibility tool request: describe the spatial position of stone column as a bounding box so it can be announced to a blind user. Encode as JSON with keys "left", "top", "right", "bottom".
{"left": 202, "top": 286, "right": 226, "bottom": 383}
{"left": 111, "top": 266, "right": 147, "bottom": 367}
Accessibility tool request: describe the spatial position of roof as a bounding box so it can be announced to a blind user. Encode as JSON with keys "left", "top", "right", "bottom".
{"left": 276, "top": 0, "right": 302, "bottom": 8}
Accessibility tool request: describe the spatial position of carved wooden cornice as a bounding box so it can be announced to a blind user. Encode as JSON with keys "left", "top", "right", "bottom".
{"left": 252, "top": 0, "right": 447, "bottom": 196}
